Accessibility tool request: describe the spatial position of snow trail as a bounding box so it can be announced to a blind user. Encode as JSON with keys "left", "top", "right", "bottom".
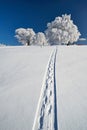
{"left": 32, "top": 47, "right": 58, "bottom": 130}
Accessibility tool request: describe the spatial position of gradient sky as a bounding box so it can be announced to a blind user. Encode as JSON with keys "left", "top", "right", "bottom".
{"left": 0, "top": 0, "right": 87, "bottom": 45}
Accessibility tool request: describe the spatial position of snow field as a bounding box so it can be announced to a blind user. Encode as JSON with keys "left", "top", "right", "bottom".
{"left": 0, "top": 45, "right": 87, "bottom": 130}
{"left": 0, "top": 46, "right": 54, "bottom": 130}
{"left": 57, "top": 46, "right": 87, "bottom": 130}
{"left": 32, "top": 47, "right": 58, "bottom": 130}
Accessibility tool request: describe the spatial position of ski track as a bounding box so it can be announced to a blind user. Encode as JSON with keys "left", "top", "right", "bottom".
{"left": 32, "top": 47, "right": 58, "bottom": 130}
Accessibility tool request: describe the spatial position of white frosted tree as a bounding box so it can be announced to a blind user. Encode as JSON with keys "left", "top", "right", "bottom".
{"left": 32, "top": 32, "right": 47, "bottom": 46}
{"left": 45, "top": 14, "right": 81, "bottom": 45}
{"left": 15, "top": 28, "right": 35, "bottom": 46}
{"left": 0, "top": 43, "right": 6, "bottom": 47}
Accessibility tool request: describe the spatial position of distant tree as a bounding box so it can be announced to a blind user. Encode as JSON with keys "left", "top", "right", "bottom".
{"left": 0, "top": 43, "right": 6, "bottom": 47}
{"left": 15, "top": 28, "right": 35, "bottom": 46}
{"left": 45, "top": 14, "right": 81, "bottom": 45}
{"left": 32, "top": 32, "right": 47, "bottom": 46}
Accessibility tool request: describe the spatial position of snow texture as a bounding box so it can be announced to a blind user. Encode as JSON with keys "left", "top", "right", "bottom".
{"left": 0, "top": 46, "right": 54, "bottom": 130}
{"left": 0, "top": 46, "right": 87, "bottom": 130}
{"left": 57, "top": 46, "right": 87, "bottom": 130}
{"left": 32, "top": 47, "right": 58, "bottom": 130}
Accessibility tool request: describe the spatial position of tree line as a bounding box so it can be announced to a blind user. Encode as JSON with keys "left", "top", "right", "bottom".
{"left": 15, "top": 14, "right": 81, "bottom": 46}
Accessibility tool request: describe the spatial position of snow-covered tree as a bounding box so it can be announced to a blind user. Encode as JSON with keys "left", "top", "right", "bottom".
{"left": 32, "top": 32, "right": 47, "bottom": 46}
{"left": 15, "top": 28, "right": 35, "bottom": 46}
{"left": 0, "top": 43, "right": 6, "bottom": 47}
{"left": 45, "top": 14, "right": 81, "bottom": 45}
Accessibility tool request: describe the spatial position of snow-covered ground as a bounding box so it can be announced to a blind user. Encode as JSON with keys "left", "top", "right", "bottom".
{"left": 0, "top": 45, "right": 87, "bottom": 130}
{"left": 0, "top": 46, "right": 54, "bottom": 130}
{"left": 57, "top": 46, "right": 87, "bottom": 130}
{"left": 32, "top": 47, "right": 58, "bottom": 130}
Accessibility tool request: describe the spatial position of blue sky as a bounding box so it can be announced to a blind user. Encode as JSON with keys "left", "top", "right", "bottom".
{"left": 0, "top": 0, "right": 87, "bottom": 45}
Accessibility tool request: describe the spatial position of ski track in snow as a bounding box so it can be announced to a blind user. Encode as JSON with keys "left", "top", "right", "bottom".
{"left": 32, "top": 47, "right": 58, "bottom": 130}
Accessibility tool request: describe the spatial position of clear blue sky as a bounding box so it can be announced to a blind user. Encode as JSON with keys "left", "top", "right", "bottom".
{"left": 0, "top": 0, "right": 87, "bottom": 45}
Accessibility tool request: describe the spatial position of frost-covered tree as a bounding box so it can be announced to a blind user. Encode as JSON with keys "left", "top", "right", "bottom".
{"left": 45, "top": 14, "right": 81, "bottom": 45}
{"left": 32, "top": 32, "right": 47, "bottom": 46}
{"left": 0, "top": 43, "right": 6, "bottom": 47}
{"left": 15, "top": 28, "right": 35, "bottom": 46}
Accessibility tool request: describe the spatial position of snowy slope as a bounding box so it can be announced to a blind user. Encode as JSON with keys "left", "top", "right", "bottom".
{"left": 0, "top": 45, "right": 87, "bottom": 130}
{"left": 0, "top": 46, "right": 54, "bottom": 130}
{"left": 32, "top": 47, "right": 58, "bottom": 130}
{"left": 57, "top": 46, "right": 87, "bottom": 130}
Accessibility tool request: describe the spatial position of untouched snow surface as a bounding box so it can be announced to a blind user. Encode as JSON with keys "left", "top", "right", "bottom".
{"left": 0, "top": 46, "right": 54, "bottom": 130}
{"left": 57, "top": 46, "right": 87, "bottom": 130}
{"left": 0, "top": 45, "right": 87, "bottom": 130}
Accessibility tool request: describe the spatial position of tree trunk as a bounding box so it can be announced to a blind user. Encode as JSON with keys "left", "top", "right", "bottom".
{"left": 27, "top": 40, "right": 30, "bottom": 46}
